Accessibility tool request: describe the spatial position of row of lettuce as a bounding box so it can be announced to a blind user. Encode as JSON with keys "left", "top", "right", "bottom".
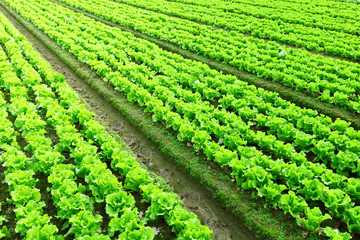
{"left": 331, "top": 0, "right": 360, "bottom": 4}
{"left": 50, "top": 0, "right": 360, "bottom": 114}
{"left": 108, "top": 0, "right": 360, "bottom": 54}
{"left": 0, "top": 205, "right": 8, "bottom": 238}
{"left": 166, "top": 0, "right": 360, "bottom": 34}
{"left": 5, "top": 0, "right": 360, "bottom": 238}
{"left": 17, "top": 0, "right": 360, "bottom": 187}
{"left": 0, "top": 12, "right": 212, "bottom": 239}
{"left": 218, "top": 0, "right": 360, "bottom": 14}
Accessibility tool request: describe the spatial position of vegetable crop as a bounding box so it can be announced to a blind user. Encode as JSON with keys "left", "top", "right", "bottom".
{"left": 1, "top": 0, "right": 360, "bottom": 238}
{"left": 0, "top": 11, "right": 212, "bottom": 239}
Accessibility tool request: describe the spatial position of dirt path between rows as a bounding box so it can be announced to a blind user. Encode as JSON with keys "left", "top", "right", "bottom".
{"left": 0, "top": 3, "right": 260, "bottom": 240}
{"left": 107, "top": 0, "right": 360, "bottom": 64}
{"left": 52, "top": 0, "right": 360, "bottom": 130}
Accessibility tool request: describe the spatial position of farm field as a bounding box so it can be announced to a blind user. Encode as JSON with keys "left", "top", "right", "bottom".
{"left": 0, "top": 0, "right": 359, "bottom": 239}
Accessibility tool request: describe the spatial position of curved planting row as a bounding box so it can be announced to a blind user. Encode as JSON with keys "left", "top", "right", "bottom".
{"left": 201, "top": 0, "right": 360, "bottom": 12}
{"left": 0, "top": 106, "right": 58, "bottom": 239}
{"left": 0, "top": 11, "right": 212, "bottom": 239}
{"left": 0, "top": 88, "right": 10, "bottom": 238}
{"left": 328, "top": 0, "right": 360, "bottom": 5}
{"left": 221, "top": 0, "right": 360, "bottom": 11}
{"left": 0, "top": 204, "right": 8, "bottom": 238}
{"left": 12, "top": 0, "right": 360, "bottom": 185}
{"left": 165, "top": 0, "right": 360, "bottom": 33}
{"left": 108, "top": 0, "right": 360, "bottom": 54}
{"left": 45, "top": 0, "right": 360, "bottom": 114}
{"left": 0, "top": 44, "right": 61, "bottom": 239}
{"left": 4, "top": 0, "right": 360, "bottom": 238}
